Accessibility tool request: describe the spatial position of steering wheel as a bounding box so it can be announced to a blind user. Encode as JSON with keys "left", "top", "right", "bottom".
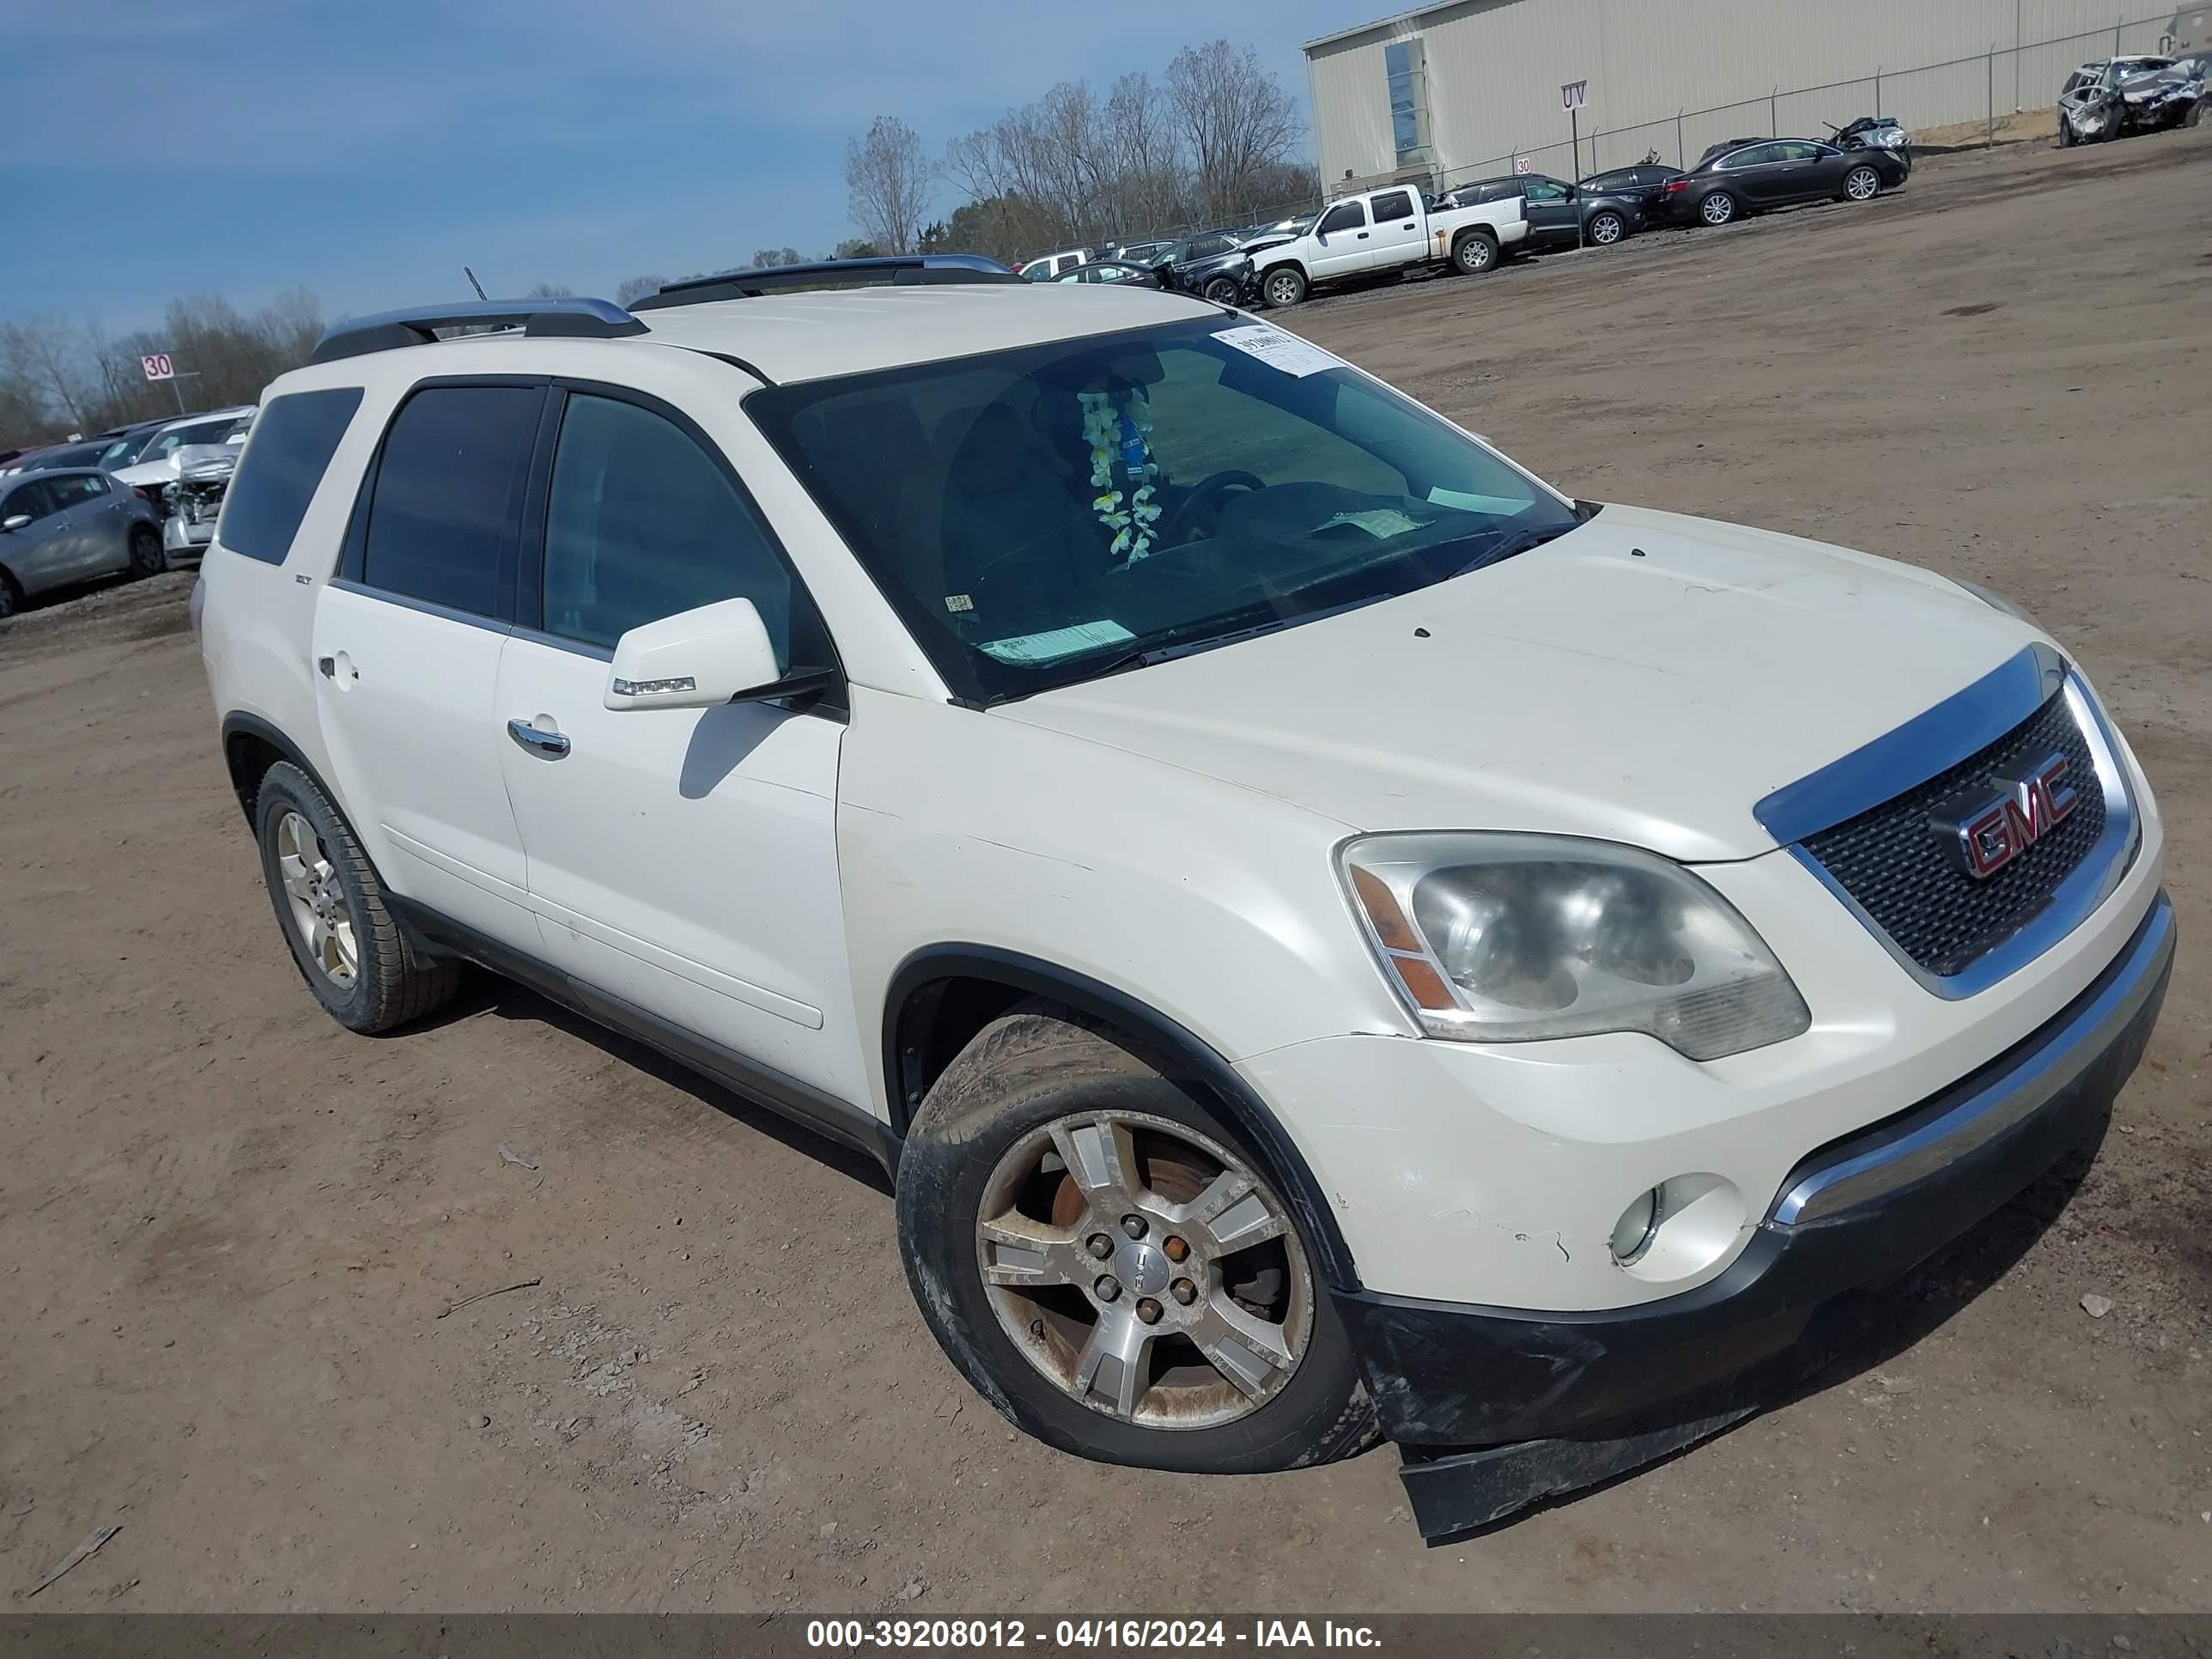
{"left": 1152, "top": 470, "right": 1264, "bottom": 549}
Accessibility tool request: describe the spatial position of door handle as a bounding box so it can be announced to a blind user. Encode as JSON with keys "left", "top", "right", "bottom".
{"left": 1357, "top": 231, "right": 1370, "bottom": 239}
{"left": 507, "top": 718, "right": 571, "bottom": 758}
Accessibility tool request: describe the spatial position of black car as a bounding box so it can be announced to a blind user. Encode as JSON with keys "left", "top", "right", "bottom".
{"left": 1146, "top": 228, "right": 1243, "bottom": 272}
{"left": 1442, "top": 173, "right": 1659, "bottom": 249}
{"left": 1518, "top": 173, "right": 1668, "bottom": 247}
{"left": 1661, "top": 138, "right": 1905, "bottom": 227}
{"left": 7, "top": 439, "right": 115, "bottom": 475}
{"left": 1577, "top": 162, "right": 1689, "bottom": 222}
{"left": 1154, "top": 231, "right": 1262, "bottom": 305}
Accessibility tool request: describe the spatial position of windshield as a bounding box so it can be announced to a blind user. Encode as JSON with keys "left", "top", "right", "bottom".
{"left": 748, "top": 317, "right": 1580, "bottom": 702}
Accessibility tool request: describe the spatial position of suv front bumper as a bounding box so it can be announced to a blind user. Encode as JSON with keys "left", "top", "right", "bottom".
{"left": 1330, "top": 892, "right": 2171, "bottom": 1530}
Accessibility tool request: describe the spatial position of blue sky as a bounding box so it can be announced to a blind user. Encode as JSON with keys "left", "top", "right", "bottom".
{"left": 0, "top": 0, "right": 1365, "bottom": 334}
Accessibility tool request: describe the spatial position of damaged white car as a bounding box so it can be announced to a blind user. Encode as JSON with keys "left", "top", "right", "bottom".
{"left": 2057, "top": 55, "right": 2206, "bottom": 143}
{"left": 161, "top": 442, "right": 241, "bottom": 566}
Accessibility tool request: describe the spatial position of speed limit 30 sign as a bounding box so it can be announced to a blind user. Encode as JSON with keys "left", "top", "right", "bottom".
{"left": 142, "top": 353, "right": 174, "bottom": 381}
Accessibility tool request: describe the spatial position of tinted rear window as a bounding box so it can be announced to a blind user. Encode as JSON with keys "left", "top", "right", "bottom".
{"left": 220, "top": 388, "right": 363, "bottom": 565}
{"left": 361, "top": 385, "right": 540, "bottom": 619}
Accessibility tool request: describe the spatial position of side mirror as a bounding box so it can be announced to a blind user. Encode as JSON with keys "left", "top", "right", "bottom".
{"left": 1, "top": 514, "right": 29, "bottom": 533}
{"left": 604, "top": 598, "right": 786, "bottom": 712}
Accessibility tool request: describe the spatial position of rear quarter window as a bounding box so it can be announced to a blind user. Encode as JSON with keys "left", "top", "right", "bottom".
{"left": 220, "top": 387, "right": 365, "bottom": 566}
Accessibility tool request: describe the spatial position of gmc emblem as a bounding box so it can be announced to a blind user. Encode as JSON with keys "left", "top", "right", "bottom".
{"left": 1929, "top": 752, "right": 2078, "bottom": 879}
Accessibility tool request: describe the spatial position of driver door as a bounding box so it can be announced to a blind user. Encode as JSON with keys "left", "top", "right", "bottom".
{"left": 1519, "top": 178, "right": 1581, "bottom": 246}
{"left": 1308, "top": 200, "right": 1370, "bottom": 281}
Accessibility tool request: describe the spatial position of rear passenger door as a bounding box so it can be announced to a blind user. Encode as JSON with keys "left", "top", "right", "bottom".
{"left": 493, "top": 381, "right": 867, "bottom": 1109}
{"left": 313, "top": 380, "right": 544, "bottom": 947}
{"left": 1719, "top": 143, "right": 1784, "bottom": 203}
{"left": 1362, "top": 188, "right": 1425, "bottom": 270}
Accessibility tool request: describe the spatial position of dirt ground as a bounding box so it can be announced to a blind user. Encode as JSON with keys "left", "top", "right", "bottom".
{"left": 3, "top": 127, "right": 2209, "bottom": 1615}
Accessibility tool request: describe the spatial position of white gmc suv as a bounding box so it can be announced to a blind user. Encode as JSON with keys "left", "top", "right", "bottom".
{"left": 196, "top": 259, "right": 2171, "bottom": 1539}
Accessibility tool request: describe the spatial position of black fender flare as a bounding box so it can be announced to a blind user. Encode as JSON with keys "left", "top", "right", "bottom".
{"left": 883, "top": 945, "right": 1362, "bottom": 1291}
{"left": 219, "top": 711, "right": 341, "bottom": 828}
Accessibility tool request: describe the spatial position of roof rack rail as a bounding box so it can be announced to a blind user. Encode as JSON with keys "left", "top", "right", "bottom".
{"left": 309, "top": 297, "right": 647, "bottom": 364}
{"left": 629, "top": 255, "right": 1018, "bottom": 311}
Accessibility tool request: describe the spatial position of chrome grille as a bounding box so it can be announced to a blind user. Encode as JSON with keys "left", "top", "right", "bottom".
{"left": 1800, "top": 691, "right": 2106, "bottom": 980}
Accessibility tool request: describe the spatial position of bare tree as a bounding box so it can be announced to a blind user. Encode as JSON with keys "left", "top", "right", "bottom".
{"left": 2, "top": 289, "right": 331, "bottom": 441}
{"left": 843, "top": 116, "right": 934, "bottom": 255}
{"left": 614, "top": 274, "right": 668, "bottom": 306}
{"left": 750, "top": 247, "right": 805, "bottom": 268}
{"left": 1165, "top": 40, "right": 1305, "bottom": 223}
{"left": 2, "top": 317, "right": 92, "bottom": 432}
{"left": 1101, "top": 73, "right": 1186, "bottom": 237}
{"left": 526, "top": 281, "right": 574, "bottom": 300}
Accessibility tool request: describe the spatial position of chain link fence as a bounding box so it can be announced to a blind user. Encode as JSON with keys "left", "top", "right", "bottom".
{"left": 1425, "top": 10, "right": 2180, "bottom": 195}
{"left": 1075, "top": 9, "right": 2186, "bottom": 257}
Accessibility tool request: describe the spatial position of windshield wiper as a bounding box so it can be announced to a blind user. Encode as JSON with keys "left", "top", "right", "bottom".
{"left": 1039, "top": 593, "right": 1386, "bottom": 692}
{"left": 1447, "top": 519, "right": 1583, "bottom": 578}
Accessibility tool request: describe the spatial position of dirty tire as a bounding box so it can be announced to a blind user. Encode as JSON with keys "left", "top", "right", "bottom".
{"left": 253, "top": 762, "right": 459, "bottom": 1034}
{"left": 1699, "top": 190, "right": 1739, "bottom": 226}
{"left": 128, "top": 524, "right": 166, "bottom": 578}
{"left": 1452, "top": 229, "right": 1500, "bottom": 274}
{"left": 895, "top": 1005, "right": 1377, "bottom": 1474}
{"left": 1261, "top": 266, "right": 1307, "bottom": 307}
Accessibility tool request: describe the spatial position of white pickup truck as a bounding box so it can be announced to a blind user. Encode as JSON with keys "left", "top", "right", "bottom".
{"left": 1252, "top": 183, "right": 1528, "bottom": 307}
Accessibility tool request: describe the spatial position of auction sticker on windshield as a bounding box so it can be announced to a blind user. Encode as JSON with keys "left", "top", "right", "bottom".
{"left": 977, "top": 619, "right": 1136, "bottom": 665}
{"left": 1214, "top": 324, "right": 1344, "bottom": 378}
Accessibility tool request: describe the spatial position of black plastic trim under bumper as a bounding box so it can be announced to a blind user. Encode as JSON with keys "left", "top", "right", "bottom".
{"left": 1331, "top": 892, "right": 2172, "bottom": 1536}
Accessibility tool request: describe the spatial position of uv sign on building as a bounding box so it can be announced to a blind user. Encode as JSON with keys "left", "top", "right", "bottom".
{"left": 1304, "top": 0, "right": 2191, "bottom": 194}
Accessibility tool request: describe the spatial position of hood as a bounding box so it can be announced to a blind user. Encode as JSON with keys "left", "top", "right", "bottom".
{"left": 997, "top": 504, "right": 2038, "bottom": 863}
{"left": 1180, "top": 247, "right": 1254, "bottom": 279}
{"left": 113, "top": 456, "right": 181, "bottom": 487}
{"left": 173, "top": 443, "right": 239, "bottom": 483}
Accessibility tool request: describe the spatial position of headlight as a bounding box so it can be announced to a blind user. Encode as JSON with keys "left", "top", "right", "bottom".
{"left": 1340, "top": 833, "right": 1810, "bottom": 1060}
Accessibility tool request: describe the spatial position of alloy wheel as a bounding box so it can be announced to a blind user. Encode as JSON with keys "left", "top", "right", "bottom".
{"left": 1589, "top": 213, "right": 1624, "bottom": 245}
{"left": 276, "top": 810, "right": 359, "bottom": 989}
{"left": 974, "top": 1109, "right": 1314, "bottom": 1430}
{"left": 1701, "top": 192, "right": 1736, "bottom": 225}
{"left": 1845, "top": 167, "right": 1881, "bottom": 200}
{"left": 1264, "top": 272, "right": 1303, "bottom": 307}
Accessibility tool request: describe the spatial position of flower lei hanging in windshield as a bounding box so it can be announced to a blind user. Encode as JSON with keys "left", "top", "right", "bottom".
{"left": 1079, "top": 386, "right": 1163, "bottom": 561}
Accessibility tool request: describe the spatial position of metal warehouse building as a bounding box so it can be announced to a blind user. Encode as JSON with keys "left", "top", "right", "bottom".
{"left": 1304, "top": 0, "right": 2201, "bottom": 192}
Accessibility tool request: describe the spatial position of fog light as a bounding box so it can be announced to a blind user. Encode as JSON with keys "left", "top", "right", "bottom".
{"left": 1610, "top": 1188, "right": 1662, "bottom": 1263}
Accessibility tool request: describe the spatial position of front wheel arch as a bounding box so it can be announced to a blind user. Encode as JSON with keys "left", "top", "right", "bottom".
{"left": 882, "top": 946, "right": 1361, "bottom": 1291}
{"left": 1258, "top": 263, "right": 1309, "bottom": 306}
